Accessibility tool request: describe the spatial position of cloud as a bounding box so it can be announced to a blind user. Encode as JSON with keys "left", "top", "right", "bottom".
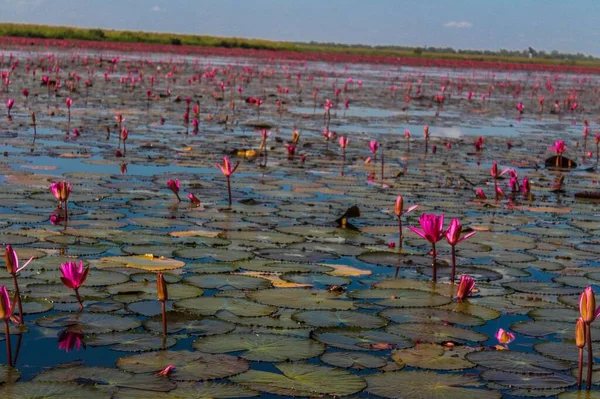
{"left": 151, "top": 6, "right": 162, "bottom": 12}
{"left": 443, "top": 21, "right": 472, "bottom": 29}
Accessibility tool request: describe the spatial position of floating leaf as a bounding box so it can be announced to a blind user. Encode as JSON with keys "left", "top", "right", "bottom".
{"left": 143, "top": 312, "right": 235, "bottom": 335}
{"left": 292, "top": 310, "right": 388, "bottom": 328}
{"left": 249, "top": 289, "right": 354, "bottom": 310}
{"left": 33, "top": 366, "right": 175, "bottom": 392}
{"left": 365, "top": 370, "right": 501, "bottom": 399}
{"left": 466, "top": 350, "right": 572, "bottom": 373}
{"left": 387, "top": 322, "right": 488, "bottom": 343}
{"left": 175, "top": 297, "right": 276, "bottom": 317}
{"left": 86, "top": 332, "right": 176, "bottom": 351}
{"left": 36, "top": 313, "right": 141, "bottom": 334}
{"left": 391, "top": 344, "right": 476, "bottom": 370}
{"left": 231, "top": 362, "right": 366, "bottom": 396}
{"left": 313, "top": 328, "right": 413, "bottom": 351}
{"left": 481, "top": 370, "right": 576, "bottom": 389}
{"left": 193, "top": 333, "right": 325, "bottom": 361}
{"left": 184, "top": 274, "right": 271, "bottom": 290}
{"left": 0, "top": 365, "right": 20, "bottom": 384}
{"left": 117, "top": 350, "right": 249, "bottom": 381}
{"left": 321, "top": 351, "right": 387, "bottom": 369}
{"left": 0, "top": 382, "right": 111, "bottom": 399}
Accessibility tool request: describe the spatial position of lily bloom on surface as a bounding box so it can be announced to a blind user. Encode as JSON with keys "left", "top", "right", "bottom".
{"left": 456, "top": 275, "right": 475, "bottom": 301}
{"left": 409, "top": 213, "right": 445, "bottom": 281}
{"left": 339, "top": 136, "right": 349, "bottom": 149}
{"left": 59, "top": 260, "right": 90, "bottom": 312}
{"left": 496, "top": 328, "right": 515, "bottom": 346}
{"left": 5, "top": 245, "right": 33, "bottom": 276}
{"left": 167, "top": 179, "right": 181, "bottom": 202}
{"left": 188, "top": 193, "right": 201, "bottom": 205}
{"left": 0, "top": 286, "right": 13, "bottom": 322}
{"left": 157, "top": 365, "right": 175, "bottom": 377}
{"left": 475, "top": 189, "right": 486, "bottom": 199}
{"left": 409, "top": 213, "right": 445, "bottom": 244}
{"left": 216, "top": 157, "right": 239, "bottom": 177}
{"left": 579, "top": 286, "right": 600, "bottom": 324}
{"left": 369, "top": 140, "right": 379, "bottom": 155}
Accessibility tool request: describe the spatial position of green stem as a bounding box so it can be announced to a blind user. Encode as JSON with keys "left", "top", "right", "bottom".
{"left": 586, "top": 324, "right": 593, "bottom": 390}
{"left": 4, "top": 320, "right": 11, "bottom": 367}
{"left": 432, "top": 242, "right": 437, "bottom": 282}
{"left": 11, "top": 275, "right": 23, "bottom": 326}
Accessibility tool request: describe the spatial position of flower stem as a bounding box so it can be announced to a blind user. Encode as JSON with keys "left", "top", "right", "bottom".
{"left": 11, "top": 275, "right": 23, "bottom": 326}
{"left": 578, "top": 347, "right": 583, "bottom": 389}
{"left": 451, "top": 245, "right": 457, "bottom": 282}
{"left": 586, "top": 324, "right": 593, "bottom": 390}
{"left": 432, "top": 242, "right": 437, "bottom": 282}
{"left": 397, "top": 216, "right": 403, "bottom": 250}
{"left": 161, "top": 300, "right": 167, "bottom": 337}
{"left": 227, "top": 175, "right": 232, "bottom": 207}
{"left": 4, "top": 320, "right": 11, "bottom": 367}
{"left": 74, "top": 288, "right": 83, "bottom": 312}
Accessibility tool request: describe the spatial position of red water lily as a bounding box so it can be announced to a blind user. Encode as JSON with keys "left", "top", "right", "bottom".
{"left": 409, "top": 213, "right": 445, "bottom": 281}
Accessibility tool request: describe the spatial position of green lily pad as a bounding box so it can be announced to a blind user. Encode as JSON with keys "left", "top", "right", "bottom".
{"left": 33, "top": 366, "right": 175, "bottom": 392}
{"left": 231, "top": 362, "right": 366, "bottom": 397}
{"left": 387, "top": 322, "right": 488, "bottom": 343}
{"left": 249, "top": 289, "right": 354, "bottom": 310}
{"left": 86, "top": 332, "right": 177, "bottom": 351}
{"left": 184, "top": 274, "right": 271, "bottom": 290}
{"left": 466, "top": 350, "right": 572, "bottom": 373}
{"left": 0, "top": 365, "right": 20, "bottom": 384}
{"left": 481, "top": 370, "right": 576, "bottom": 389}
{"left": 114, "top": 382, "right": 259, "bottom": 398}
{"left": 313, "top": 328, "right": 413, "bottom": 351}
{"left": 321, "top": 351, "right": 387, "bottom": 369}
{"left": 391, "top": 344, "right": 476, "bottom": 370}
{"left": 36, "top": 313, "right": 141, "bottom": 334}
{"left": 174, "top": 248, "right": 253, "bottom": 262}
{"left": 347, "top": 288, "right": 451, "bottom": 307}
{"left": 365, "top": 370, "right": 501, "bottom": 399}
{"left": 117, "top": 350, "right": 249, "bottom": 381}
{"left": 0, "top": 382, "right": 111, "bottom": 399}
{"left": 143, "top": 312, "right": 235, "bottom": 335}
{"left": 193, "top": 333, "right": 325, "bottom": 361}
{"left": 292, "top": 310, "right": 388, "bottom": 328}
{"left": 175, "top": 297, "right": 276, "bottom": 317}
{"left": 380, "top": 307, "right": 485, "bottom": 326}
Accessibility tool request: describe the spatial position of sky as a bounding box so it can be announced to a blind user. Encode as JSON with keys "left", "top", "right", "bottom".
{"left": 1, "top": 0, "right": 599, "bottom": 56}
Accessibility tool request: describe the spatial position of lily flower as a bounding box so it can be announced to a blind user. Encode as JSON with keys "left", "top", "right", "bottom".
{"left": 188, "top": 193, "right": 201, "bottom": 205}
{"left": 409, "top": 213, "right": 445, "bottom": 281}
{"left": 167, "top": 179, "right": 181, "bottom": 202}
{"left": 59, "top": 260, "right": 90, "bottom": 312}
{"left": 456, "top": 275, "right": 475, "bottom": 301}
{"left": 496, "top": 328, "right": 515, "bottom": 346}
{"left": 216, "top": 157, "right": 240, "bottom": 207}
{"left": 394, "top": 195, "right": 418, "bottom": 249}
{"left": 157, "top": 365, "right": 175, "bottom": 377}
{"left": 446, "top": 218, "right": 476, "bottom": 280}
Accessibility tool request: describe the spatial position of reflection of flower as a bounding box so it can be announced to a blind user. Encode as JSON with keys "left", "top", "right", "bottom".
{"left": 58, "top": 328, "right": 85, "bottom": 353}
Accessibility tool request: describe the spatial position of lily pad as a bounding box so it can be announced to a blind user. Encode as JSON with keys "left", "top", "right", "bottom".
{"left": 193, "top": 333, "right": 325, "bottom": 361}
{"left": 292, "top": 310, "right": 388, "bottom": 328}
{"left": 387, "top": 322, "right": 488, "bottom": 343}
{"left": 391, "top": 344, "right": 476, "bottom": 370}
{"left": 249, "top": 288, "right": 354, "bottom": 310}
{"left": 365, "top": 370, "right": 501, "bottom": 399}
{"left": 0, "top": 382, "right": 111, "bottom": 399}
{"left": 231, "top": 362, "right": 366, "bottom": 397}
{"left": 117, "top": 350, "right": 249, "bottom": 381}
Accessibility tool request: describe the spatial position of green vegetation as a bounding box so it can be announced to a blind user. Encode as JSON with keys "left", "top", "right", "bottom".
{"left": 0, "top": 23, "right": 598, "bottom": 67}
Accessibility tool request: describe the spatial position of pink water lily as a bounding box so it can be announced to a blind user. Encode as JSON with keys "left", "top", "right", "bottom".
{"left": 409, "top": 213, "right": 445, "bottom": 281}
{"left": 0, "top": 285, "right": 15, "bottom": 366}
{"left": 456, "top": 275, "right": 475, "bottom": 301}
{"left": 5, "top": 245, "right": 33, "bottom": 325}
{"left": 59, "top": 260, "right": 90, "bottom": 312}
{"left": 157, "top": 364, "right": 175, "bottom": 377}
{"left": 369, "top": 140, "right": 379, "bottom": 155}
{"left": 475, "top": 188, "right": 486, "bottom": 199}
{"left": 188, "top": 192, "right": 201, "bottom": 205}
{"left": 216, "top": 157, "right": 239, "bottom": 177}
{"left": 394, "top": 195, "right": 419, "bottom": 250}
{"left": 580, "top": 287, "right": 600, "bottom": 389}
{"left": 5, "top": 245, "right": 33, "bottom": 276}
{"left": 216, "top": 157, "right": 240, "bottom": 206}
{"left": 446, "top": 218, "right": 476, "bottom": 281}
{"left": 409, "top": 213, "right": 445, "bottom": 244}
{"left": 6, "top": 98, "right": 14, "bottom": 117}
{"left": 496, "top": 328, "right": 515, "bottom": 347}
{"left": 167, "top": 179, "right": 181, "bottom": 202}
{"left": 339, "top": 136, "right": 349, "bottom": 149}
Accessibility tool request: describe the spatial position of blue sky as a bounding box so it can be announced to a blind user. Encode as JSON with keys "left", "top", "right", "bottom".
{"left": 2, "top": 0, "right": 599, "bottom": 56}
